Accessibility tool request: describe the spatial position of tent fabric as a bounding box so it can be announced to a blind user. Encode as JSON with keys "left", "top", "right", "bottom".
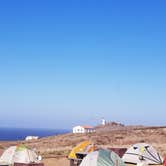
{"left": 80, "top": 151, "right": 98, "bottom": 166}
{"left": 80, "top": 149, "right": 125, "bottom": 166}
{"left": 122, "top": 143, "right": 163, "bottom": 165}
{"left": 109, "top": 148, "right": 127, "bottom": 158}
{"left": 136, "top": 161, "right": 149, "bottom": 166}
{"left": 68, "top": 141, "right": 97, "bottom": 159}
{"left": 0, "top": 146, "right": 17, "bottom": 164}
{"left": 0, "top": 145, "right": 39, "bottom": 165}
{"left": 13, "top": 149, "right": 38, "bottom": 164}
{"left": 164, "top": 157, "right": 166, "bottom": 166}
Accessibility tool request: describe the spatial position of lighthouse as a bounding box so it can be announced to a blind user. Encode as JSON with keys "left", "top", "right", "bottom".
{"left": 101, "top": 118, "right": 106, "bottom": 126}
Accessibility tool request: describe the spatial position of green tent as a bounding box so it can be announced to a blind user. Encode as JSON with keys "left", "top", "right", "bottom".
{"left": 80, "top": 149, "right": 125, "bottom": 166}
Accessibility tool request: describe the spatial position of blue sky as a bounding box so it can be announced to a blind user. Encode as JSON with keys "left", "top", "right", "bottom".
{"left": 0, "top": 0, "right": 166, "bottom": 129}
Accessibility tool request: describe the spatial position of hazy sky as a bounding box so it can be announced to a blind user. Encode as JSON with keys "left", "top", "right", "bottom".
{"left": 0, "top": 0, "right": 166, "bottom": 129}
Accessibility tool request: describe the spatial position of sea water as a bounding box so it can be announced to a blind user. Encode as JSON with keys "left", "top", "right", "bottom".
{"left": 0, "top": 127, "right": 70, "bottom": 141}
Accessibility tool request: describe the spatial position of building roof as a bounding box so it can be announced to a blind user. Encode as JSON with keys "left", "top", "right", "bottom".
{"left": 81, "top": 125, "right": 94, "bottom": 129}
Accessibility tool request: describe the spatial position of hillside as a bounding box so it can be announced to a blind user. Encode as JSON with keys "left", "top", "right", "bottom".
{"left": 0, "top": 125, "right": 165, "bottom": 166}
{"left": 1, "top": 125, "right": 165, "bottom": 156}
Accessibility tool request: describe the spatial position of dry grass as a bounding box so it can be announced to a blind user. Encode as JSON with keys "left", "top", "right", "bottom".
{"left": 0, "top": 126, "right": 165, "bottom": 166}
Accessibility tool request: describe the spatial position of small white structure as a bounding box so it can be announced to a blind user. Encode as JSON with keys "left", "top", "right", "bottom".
{"left": 25, "top": 136, "right": 39, "bottom": 141}
{"left": 73, "top": 125, "right": 95, "bottom": 134}
{"left": 101, "top": 118, "right": 106, "bottom": 125}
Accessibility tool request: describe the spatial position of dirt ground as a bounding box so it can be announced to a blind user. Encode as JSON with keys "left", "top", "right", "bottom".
{"left": 43, "top": 158, "right": 165, "bottom": 166}
{"left": 43, "top": 158, "right": 69, "bottom": 166}
{"left": 0, "top": 126, "right": 165, "bottom": 166}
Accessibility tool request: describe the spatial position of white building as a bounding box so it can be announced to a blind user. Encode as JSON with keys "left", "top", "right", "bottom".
{"left": 25, "top": 136, "right": 39, "bottom": 141}
{"left": 101, "top": 118, "right": 106, "bottom": 126}
{"left": 73, "top": 125, "right": 95, "bottom": 134}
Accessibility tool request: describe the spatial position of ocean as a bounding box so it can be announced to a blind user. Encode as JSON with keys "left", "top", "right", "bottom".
{"left": 0, "top": 127, "right": 70, "bottom": 141}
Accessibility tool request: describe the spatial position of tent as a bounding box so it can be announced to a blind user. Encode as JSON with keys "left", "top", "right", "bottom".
{"left": 122, "top": 143, "right": 163, "bottom": 165}
{"left": 109, "top": 148, "right": 127, "bottom": 158}
{"left": 68, "top": 141, "right": 97, "bottom": 166}
{"left": 80, "top": 149, "right": 125, "bottom": 166}
{"left": 164, "top": 157, "right": 166, "bottom": 166}
{"left": 68, "top": 141, "right": 97, "bottom": 159}
{"left": 0, "top": 145, "right": 41, "bottom": 165}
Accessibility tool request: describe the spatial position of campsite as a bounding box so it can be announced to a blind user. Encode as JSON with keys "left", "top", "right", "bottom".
{"left": 0, "top": 125, "right": 165, "bottom": 166}
{"left": 0, "top": 0, "right": 166, "bottom": 166}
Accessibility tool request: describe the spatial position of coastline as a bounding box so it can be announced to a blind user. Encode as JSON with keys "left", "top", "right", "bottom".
{"left": 0, "top": 126, "right": 165, "bottom": 166}
{"left": 0, "top": 127, "right": 70, "bottom": 141}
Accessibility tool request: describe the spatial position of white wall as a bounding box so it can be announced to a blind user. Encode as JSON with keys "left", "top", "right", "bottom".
{"left": 25, "top": 136, "right": 39, "bottom": 141}
{"left": 73, "top": 126, "right": 95, "bottom": 133}
{"left": 73, "top": 126, "right": 85, "bottom": 133}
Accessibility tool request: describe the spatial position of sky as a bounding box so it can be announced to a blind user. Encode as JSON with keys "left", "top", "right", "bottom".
{"left": 0, "top": 0, "right": 166, "bottom": 129}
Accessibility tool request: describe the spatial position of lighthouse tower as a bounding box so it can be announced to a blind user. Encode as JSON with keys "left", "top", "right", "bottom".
{"left": 101, "top": 118, "right": 106, "bottom": 126}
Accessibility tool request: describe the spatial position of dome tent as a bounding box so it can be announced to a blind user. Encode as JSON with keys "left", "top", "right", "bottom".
{"left": 122, "top": 143, "right": 163, "bottom": 165}
{"left": 0, "top": 145, "right": 40, "bottom": 165}
{"left": 0, "top": 146, "right": 16, "bottom": 165}
{"left": 68, "top": 141, "right": 97, "bottom": 159}
{"left": 68, "top": 141, "right": 97, "bottom": 166}
{"left": 80, "top": 149, "right": 125, "bottom": 166}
